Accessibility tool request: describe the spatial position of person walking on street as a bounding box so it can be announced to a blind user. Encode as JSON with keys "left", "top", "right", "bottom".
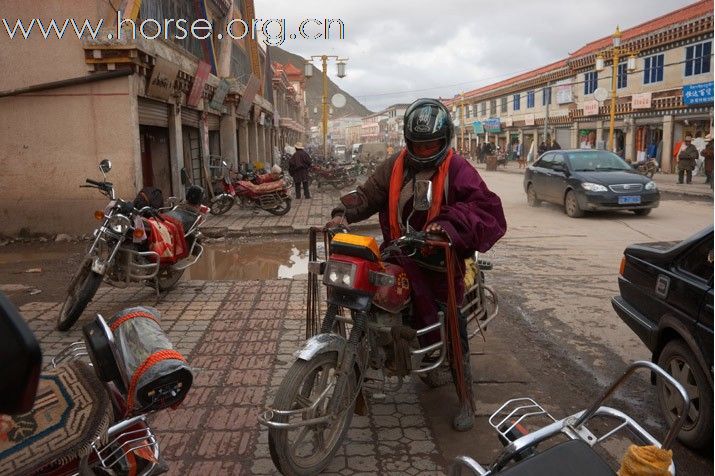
{"left": 677, "top": 135, "right": 699, "bottom": 184}
{"left": 288, "top": 142, "right": 312, "bottom": 199}
{"left": 702, "top": 134, "right": 713, "bottom": 189}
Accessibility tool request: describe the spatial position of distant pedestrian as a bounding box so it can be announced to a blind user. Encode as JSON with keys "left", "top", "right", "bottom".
{"left": 288, "top": 142, "right": 312, "bottom": 199}
{"left": 702, "top": 134, "right": 713, "bottom": 189}
{"left": 550, "top": 140, "right": 561, "bottom": 150}
{"left": 537, "top": 141, "right": 548, "bottom": 156}
{"left": 677, "top": 135, "right": 699, "bottom": 184}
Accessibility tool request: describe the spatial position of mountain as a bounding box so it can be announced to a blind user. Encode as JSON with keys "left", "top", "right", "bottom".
{"left": 268, "top": 46, "right": 372, "bottom": 123}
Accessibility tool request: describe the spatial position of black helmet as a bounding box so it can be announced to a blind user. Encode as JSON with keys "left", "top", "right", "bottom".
{"left": 403, "top": 98, "right": 454, "bottom": 170}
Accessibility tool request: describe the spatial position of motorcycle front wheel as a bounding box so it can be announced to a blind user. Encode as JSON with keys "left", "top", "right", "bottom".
{"left": 57, "top": 260, "right": 103, "bottom": 331}
{"left": 267, "top": 197, "right": 292, "bottom": 216}
{"left": 156, "top": 267, "right": 185, "bottom": 292}
{"left": 209, "top": 195, "right": 235, "bottom": 216}
{"left": 269, "top": 352, "right": 356, "bottom": 476}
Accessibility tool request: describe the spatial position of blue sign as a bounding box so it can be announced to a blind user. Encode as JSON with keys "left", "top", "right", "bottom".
{"left": 683, "top": 82, "right": 714, "bottom": 105}
{"left": 472, "top": 121, "right": 484, "bottom": 134}
{"left": 484, "top": 118, "right": 502, "bottom": 133}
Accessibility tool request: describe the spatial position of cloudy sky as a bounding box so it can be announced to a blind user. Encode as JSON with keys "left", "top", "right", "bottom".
{"left": 255, "top": 0, "right": 697, "bottom": 112}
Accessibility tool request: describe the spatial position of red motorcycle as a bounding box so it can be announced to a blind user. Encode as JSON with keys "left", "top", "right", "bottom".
{"left": 1, "top": 295, "right": 192, "bottom": 475}
{"left": 207, "top": 162, "right": 293, "bottom": 216}
{"left": 311, "top": 163, "right": 357, "bottom": 191}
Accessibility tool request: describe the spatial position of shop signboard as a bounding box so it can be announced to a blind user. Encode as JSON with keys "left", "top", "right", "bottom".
{"left": 472, "top": 121, "right": 484, "bottom": 134}
{"left": 504, "top": 116, "right": 513, "bottom": 127}
{"left": 583, "top": 100, "right": 599, "bottom": 116}
{"left": 683, "top": 82, "right": 714, "bottom": 105}
{"left": 484, "top": 117, "right": 501, "bottom": 133}
{"left": 187, "top": 61, "right": 211, "bottom": 107}
{"left": 631, "top": 92, "right": 652, "bottom": 109}
{"left": 209, "top": 78, "right": 231, "bottom": 110}
{"left": 524, "top": 114, "right": 535, "bottom": 126}
{"left": 146, "top": 57, "right": 179, "bottom": 101}
{"left": 556, "top": 80, "right": 573, "bottom": 104}
{"left": 236, "top": 75, "right": 261, "bottom": 118}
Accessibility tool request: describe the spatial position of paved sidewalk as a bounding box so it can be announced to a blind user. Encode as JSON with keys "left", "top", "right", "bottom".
{"left": 472, "top": 162, "right": 713, "bottom": 200}
{"left": 203, "top": 189, "right": 380, "bottom": 238}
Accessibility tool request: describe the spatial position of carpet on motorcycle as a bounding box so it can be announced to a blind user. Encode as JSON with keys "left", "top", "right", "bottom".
{"left": 238, "top": 180, "right": 285, "bottom": 193}
{"left": 0, "top": 360, "right": 112, "bottom": 476}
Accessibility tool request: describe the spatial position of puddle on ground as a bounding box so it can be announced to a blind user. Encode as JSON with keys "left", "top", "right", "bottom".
{"left": 182, "top": 240, "right": 324, "bottom": 281}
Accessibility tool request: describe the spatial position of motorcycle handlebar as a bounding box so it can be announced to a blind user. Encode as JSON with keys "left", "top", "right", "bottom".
{"left": 85, "top": 178, "right": 102, "bottom": 186}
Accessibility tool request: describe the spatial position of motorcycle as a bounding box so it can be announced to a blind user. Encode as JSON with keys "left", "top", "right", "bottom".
{"left": 634, "top": 158, "right": 658, "bottom": 178}
{"left": 259, "top": 180, "right": 496, "bottom": 475}
{"left": 450, "top": 360, "right": 689, "bottom": 475}
{"left": 1, "top": 293, "right": 192, "bottom": 475}
{"left": 311, "top": 163, "right": 357, "bottom": 191}
{"left": 58, "top": 160, "right": 208, "bottom": 331}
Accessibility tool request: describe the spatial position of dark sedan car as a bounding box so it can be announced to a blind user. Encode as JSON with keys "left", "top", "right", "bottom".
{"left": 523, "top": 149, "right": 660, "bottom": 217}
{"left": 612, "top": 226, "right": 713, "bottom": 450}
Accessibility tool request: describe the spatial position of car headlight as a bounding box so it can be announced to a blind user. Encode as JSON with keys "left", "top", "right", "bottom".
{"left": 645, "top": 181, "right": 657, "bottom": 191}
{"left": 324, "top": 260, "right": 357, "bottom": 289}
{"left": 108, "top": 214, "right": 131, "bottom": 234}
{"left": 581, "top": 182, "right": 608, "bottom": 192}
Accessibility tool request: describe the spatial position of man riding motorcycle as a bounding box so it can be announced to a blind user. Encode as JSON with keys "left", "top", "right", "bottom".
{"left": 327, "top": 98, "right": 507, "bottom": 431}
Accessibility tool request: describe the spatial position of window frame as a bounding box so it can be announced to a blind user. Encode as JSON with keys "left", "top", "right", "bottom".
{"left": 676, "top": 238, "right": 714, "bottom": 283}
{"left": 542, "top": 86, "right": 552, "bottom": 106}
{"left": 584, "top": 71, "right": 598, "bottom": 95}
{"left": 643, "top": 53, "right": 664, "bottom": 85}
{"left": 617, "top": 62, "right": 628, "bottom": 89}
{"left": 685, "top": 41, "right": 712, "bottom": 77}
{"left": 501, "top": 97, "right": 508, "bottom": 113}
{"left": 513, "top": 94, "right": 521, "bottom": 111}
{"left": 527, "top": 90, "right": 535, "bottom": 109}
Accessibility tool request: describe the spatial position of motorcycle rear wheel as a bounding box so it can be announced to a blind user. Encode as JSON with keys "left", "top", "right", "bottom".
{"left": 269, "top": 352, "right": 356, "bottom": 476}
{"left": 267, "top": 197, "right": 292, "bottom": 216}
{"left": 209, "top": 195, "right": 234, "bottom": 216}
{"left": 57, "top": 260, "right": 103, "bottom": 331}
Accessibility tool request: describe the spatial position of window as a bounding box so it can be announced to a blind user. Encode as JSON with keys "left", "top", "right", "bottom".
{"left": 617, "top": 62, "right": 628, "bottom": 89}
{"left": 685, "top": 41, "right": 712, "bottom": 76}
{"left": 480, "top": 102, "right": 486, "bottom": 115}
{"left": 501, "top": 97, "right": 507, "bottom": 113}
{"left": 513, "top": 94, "right": 521, "bottom": 111}
{"left": 643, "top": 54, "right": 664, "bottom": 84}
{"left": 527, "top": 90, "right": 535, "bottom": 108}
{"left": 490, "top": 99, "right": 496, "bottom": 115}
{"left": 678, "top": 238, "right": 714, "bottom": 281}
{"left": 536, "top": 153, "right": 554, "bottom": 169}
{"left": 584, "top": 71, "right": 598, "bottom": 95}
{"left": 542, "top": 87, "right": 552, "bottom": 106}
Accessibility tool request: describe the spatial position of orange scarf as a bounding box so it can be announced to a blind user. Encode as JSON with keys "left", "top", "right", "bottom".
{"left": 389, "top": 148, "right": 454, "bottom": 239}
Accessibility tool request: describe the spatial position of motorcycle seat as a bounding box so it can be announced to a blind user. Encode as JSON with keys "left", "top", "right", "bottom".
{"left": 163, "top": 207, "right": 198, "bottom": 236}
{"left": 238, "top": 180, "right": 285, "bottom": 194}
{"left": 498, "top": 440, "right": 614, "bottom": 476}
{"left": 0, "top": 361, "right": 113, "bottom": 475}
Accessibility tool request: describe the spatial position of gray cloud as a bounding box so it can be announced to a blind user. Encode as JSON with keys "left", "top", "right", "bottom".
{"left": 256, "top": 0, "right": 696, "bottom": 111}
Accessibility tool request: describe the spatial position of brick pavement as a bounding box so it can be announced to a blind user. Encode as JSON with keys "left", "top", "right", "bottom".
{"left": 20, "top": 279, "right": 447, "bottom": 475}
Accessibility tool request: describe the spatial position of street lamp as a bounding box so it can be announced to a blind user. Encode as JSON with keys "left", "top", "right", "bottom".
{"left": 304, "top": 55, "right": 349, "bottom": 159}
{"left": 595, "top": 26, "right": 638, "bottom": 153}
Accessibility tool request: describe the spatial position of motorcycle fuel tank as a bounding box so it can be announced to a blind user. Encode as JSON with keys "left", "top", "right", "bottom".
{"left": 372, "top": 263, "right": 410, "bottom": 313}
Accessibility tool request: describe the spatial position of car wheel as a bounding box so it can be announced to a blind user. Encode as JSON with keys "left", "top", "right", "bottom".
{"left": 633, "top": 208, "right": 651, "bottom": 216}
{"left": 564, "top": 190, "right": 584, "bottom": 218}
{"left": 657, "top": 339, "right": 713, "bottom": 451}
{"left": 526, "top": 184, "right": 541, "bottom": 207}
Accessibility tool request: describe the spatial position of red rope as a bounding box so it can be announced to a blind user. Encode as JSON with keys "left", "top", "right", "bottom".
{"left": 110, "top": 311, "right": 159, "bottom": 332}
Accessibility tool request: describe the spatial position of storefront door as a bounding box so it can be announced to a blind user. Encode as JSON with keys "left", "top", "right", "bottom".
{"left": 139, "top": 125, "right": 172, "bottom": 195}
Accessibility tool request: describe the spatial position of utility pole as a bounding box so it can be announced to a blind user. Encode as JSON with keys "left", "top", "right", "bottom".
{"left": 543, "top": 81, "right": 550, "bottom": 144}
{"left": 321, "top": 55, "right": 329, "bottom": 160}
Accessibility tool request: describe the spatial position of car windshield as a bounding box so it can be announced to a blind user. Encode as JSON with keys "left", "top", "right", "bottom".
{"left": 567, "top": 151, "right": 632, "bottom": 172}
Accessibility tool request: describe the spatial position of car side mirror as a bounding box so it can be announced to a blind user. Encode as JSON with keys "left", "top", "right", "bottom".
{"left": 413, "top": 180, "right": 432, "bottom": 211}
{"left": 0, "top": 292, "right": 42, "bottom": 414}
{"left": 340, "top": 190, "right": 364, "bottom": 208}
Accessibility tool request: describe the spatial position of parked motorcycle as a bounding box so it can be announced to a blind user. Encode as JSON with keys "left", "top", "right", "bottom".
{"left": 259, "top": 181, "right": 494, "bottom": 475}
{"left": 450, "top": 360, "right": 689, "bottom": 475}
{"left": 1, "top": 293, "right": 192, "bottom": 475}
{"left": 311, "top": 163, "right": 357, "bottom": 190}
{"left": 58, "top": 160, "right": 208, "bottom": 331}
{"left": 634, "top": 158, "right": 658, "bottom": 178}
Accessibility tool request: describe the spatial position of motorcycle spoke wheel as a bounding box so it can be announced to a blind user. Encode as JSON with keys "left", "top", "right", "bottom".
{"left": 156, "top": 267, "right": 185, "bottom": 292}
{"left": 269, "top": 352, "right": 356, "bottom": 476}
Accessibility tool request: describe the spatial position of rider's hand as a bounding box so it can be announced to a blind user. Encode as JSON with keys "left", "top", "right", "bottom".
{"left": 326, "top": 214, "right": 347, "bottom": 229}
{"left": 424, "top": 222, "right": 446, "bottom": 235}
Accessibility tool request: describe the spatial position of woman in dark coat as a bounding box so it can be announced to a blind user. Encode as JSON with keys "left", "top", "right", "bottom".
{"left": 288, "top": 142, "right": 312, "bottom": 199}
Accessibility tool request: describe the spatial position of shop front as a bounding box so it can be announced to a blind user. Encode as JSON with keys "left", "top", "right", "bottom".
{"left": 138, "top": 97, "right": 172, "bottom": 195}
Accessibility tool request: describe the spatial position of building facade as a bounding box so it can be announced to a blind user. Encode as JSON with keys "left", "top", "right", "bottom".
{"left": 445, "top": 0, "right": 713, "bottom": 172}
{"left": 272, "top": 63, "right": 307, "bottom": 152}
{"left": 0, "top": 0, "right": 306, "bottom": 235}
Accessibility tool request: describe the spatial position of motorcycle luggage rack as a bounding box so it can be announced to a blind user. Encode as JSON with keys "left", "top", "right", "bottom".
{"left": 51, "top": 341, "right": 90, "bottom": 367}
{"left": 172, "top": 243, "right": 204, "bottom": 271}
{"left": 488, "top": 397, "right": 557, "bottom": 445}
{"left": 93, "top": 415, "right": 159, "bottom": 474}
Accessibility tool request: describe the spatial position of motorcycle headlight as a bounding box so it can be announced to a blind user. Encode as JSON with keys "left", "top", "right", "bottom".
{"left": 108, "top": 214, "right": 131, "bottom": 234}
{"left": 324, "top": 260, "right": 357, "bottom": 289}
{"left": 645, "top": 181, "right": 657, "bottom": 191}
{"left": 581, "top": 182, "right": 608, "bottom": 192}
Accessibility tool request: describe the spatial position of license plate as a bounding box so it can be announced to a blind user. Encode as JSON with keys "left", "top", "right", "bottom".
{"left": 618, "top": 195, "right": 641, "bottom": 205}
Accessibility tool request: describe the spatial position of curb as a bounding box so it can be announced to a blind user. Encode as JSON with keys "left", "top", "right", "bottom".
{"left": 203, "top": 222, "right": 382, "bottom": 239}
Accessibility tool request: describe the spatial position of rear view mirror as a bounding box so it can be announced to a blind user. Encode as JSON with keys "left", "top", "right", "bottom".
{"left": 340, "top": 191, "right": 364, "bottom": 208}
{"left": 0, "top": 292, "right": 42, "bottom": 414}
{"left": 413, "top": 180, "right": 432, "bottom": 211}
{"left": 99, "top": 159, "right": 112, "bottom": 175}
